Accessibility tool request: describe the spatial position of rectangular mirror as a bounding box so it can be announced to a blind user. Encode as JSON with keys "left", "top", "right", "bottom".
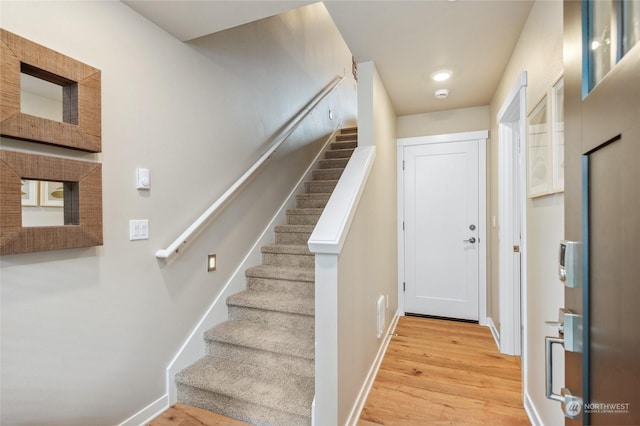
{"left": 21, "top": 180, "right": 81, "bottom": 227}
{"left": 1, "top": 29, "right": 101, "bottom": 152}
{"left": 20, "top": 73, "right": 63, "bottom": 122}
{"left": 2, "top": 151, "right": 102, "bottom": 255}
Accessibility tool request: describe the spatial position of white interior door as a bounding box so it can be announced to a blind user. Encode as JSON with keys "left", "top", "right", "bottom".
{"left": 404, "top": 139, "right": 480, "bottom": 320}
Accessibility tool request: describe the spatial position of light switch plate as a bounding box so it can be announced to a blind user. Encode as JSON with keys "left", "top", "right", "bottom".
{"left": 136, "top": 168, "right": 150, "bottom": 190}
{"left": 130, "top": 220, "right": 149, "bottom": 240}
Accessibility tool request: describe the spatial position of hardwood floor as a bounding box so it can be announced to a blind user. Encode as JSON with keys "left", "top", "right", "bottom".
{"left": 358, "top": 316, "right": 530, "bottom": 425}
{"left": 150, "top": 317, "right": 529, "bottom": 426}
{"left": 148, "top": 403, "right": 250, "bottom": 426}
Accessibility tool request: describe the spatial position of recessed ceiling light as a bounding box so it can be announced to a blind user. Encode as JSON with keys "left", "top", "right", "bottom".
{"left": 432, "top": 70, "right": 452, "bottom": 82}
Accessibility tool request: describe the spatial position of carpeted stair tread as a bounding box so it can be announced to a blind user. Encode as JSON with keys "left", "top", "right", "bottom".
{"left": 274, "top": 224, "right": 315, "bottom": 245}
{"left": 261, "top": 244, "right": 313, "bottom": 255}
{"left": 286, "top": 208, "right": 324, "bottom": 216}
{"left": 245, "top": 264, "right": 314, "bottom": 282}
{"left": 330, "top": 140, "right": 357, "bottom": 150}
{"left": 205, "top": 320, "right": 314, "bottom": 360}
{"left": 312, "top": 168, "right": 345, "bottom": 180}
{"left": 318, "top": 158, "right": 349, "bottom": 169}
{"left": 227, "top": 290, "right": 314, "bottom": 316}
{"left": 296, "top": 193, "right": 331, "bottom": 203}
{"left": 325, "top": 148, "right": 355, "bottom": 159}
{"left": 274, "top": 224, "right": 315, "bottom": 234}
{"left": 176, "top": 356, "right": 314, "bottom": 418}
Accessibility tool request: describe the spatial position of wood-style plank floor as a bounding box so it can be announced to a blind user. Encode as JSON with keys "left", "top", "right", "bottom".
{"left": 148, "top": 403, "right": 250, "bottom": 426}
{"left": 358, "top": 316, "right": 530, "bottom": 425}
{"left": 149, "top": 316, "right": 529, "bottom": 426}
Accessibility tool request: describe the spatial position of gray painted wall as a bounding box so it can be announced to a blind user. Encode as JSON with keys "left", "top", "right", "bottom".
{"left": 0, "top": 2, "right": 356, "bottom": 424}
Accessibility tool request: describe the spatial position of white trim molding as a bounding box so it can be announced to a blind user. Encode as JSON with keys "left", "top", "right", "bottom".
{"left": 524, "top": 391, "right": 544, "bottom": 426}
{"left": 118, "top": 394, "right": 168, "bottom": 426}
{"left": 486, "top": 316, "right": 500, "bottom": 349}
{"left": 497, "top": 71, "right": 527, "bottom": 357}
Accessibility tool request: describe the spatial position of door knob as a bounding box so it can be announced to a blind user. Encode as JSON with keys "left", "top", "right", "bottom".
{"left": 463, "top": 237, "right": 476, "bottom": 244}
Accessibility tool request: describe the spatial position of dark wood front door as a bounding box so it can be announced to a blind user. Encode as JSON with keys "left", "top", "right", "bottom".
{"left": 564, "top": 1, "right": 640, "bottom": 424}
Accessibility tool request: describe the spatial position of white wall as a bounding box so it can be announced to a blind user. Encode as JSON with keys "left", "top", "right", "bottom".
{"left": 0, "top": 2, "right": 356, "bottom": 424}
{"left": 397, "top": 106, "right": 490, "bottom": 138}
{"left": 488, "top": 1, "right": 565, "bottom": 424}
{"left": 336, "top": 61, "right": 398, "bottom": 424}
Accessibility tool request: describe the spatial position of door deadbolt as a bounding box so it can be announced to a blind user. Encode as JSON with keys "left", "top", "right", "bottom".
{"left": 469, "top": 224, "right": 476, "bottom": 230}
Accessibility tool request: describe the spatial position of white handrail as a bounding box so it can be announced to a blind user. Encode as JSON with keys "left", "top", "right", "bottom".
{"left": 156, "top": 75, "right": 344, "bottom": 262}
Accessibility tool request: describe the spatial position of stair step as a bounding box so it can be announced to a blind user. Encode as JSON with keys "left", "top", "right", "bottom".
{"left": 304, "top": 180, "right": 337, "bottom": 194}
{"left": 312, "top": 168, "right": 344, "bottom": 181}
{"left": 286, "top": 208, "right": 322, "bottom": 226}
{"left": 227, "top": 291, "right": 314, "bottom": 332}
{"left": 246, "top": 265, "right": 315, "bottom": 298}
{"left": 330, "top": 140, "right": 357, "bottom": 150}
{"left": 206, "top": 320, "right": 313, "bottom": 359}
{"left": 340, "top": 126, "right": 358, "bottom": 134}
{"left": 274, "top": 224, "right": 314, "bottom": 245}
{"left": 176, "top": 356, "right": 312, "bottom": 425}
{"left": 336, "top": 133, "right": 357, "bottom": 142}
{"left": 205, "top": 320, "right": 314, "bottom": 377}
{"left": 325, "top": 148, "right": 355, "bottom": 159}
{"left": 246, "top": 264, "right": 314, "bottom": 282}
{"left": 261, "top": 244, "right": 314, "bottom": 268}
{"left": 246, "top": 264, "right": 314, "bottom": 297}
{"left": 318, "top": 158, "right": 349, "bottom": 169}
{"left": 296, "top": 193, "right": 331, "bottom": 208}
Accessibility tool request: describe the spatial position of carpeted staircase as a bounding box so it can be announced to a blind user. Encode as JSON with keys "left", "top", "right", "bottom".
{"left": 175, "top": 127, "right": 357, "bottom": 425}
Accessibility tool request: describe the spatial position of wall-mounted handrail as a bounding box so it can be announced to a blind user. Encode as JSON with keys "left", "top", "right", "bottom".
{"left": 156, "top": 75, "right": 344, "bottom": 262}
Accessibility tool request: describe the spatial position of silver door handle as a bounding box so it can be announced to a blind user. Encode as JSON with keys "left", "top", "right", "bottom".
{"left": 545, "top": 336, "right": 565, "bottom": 403}
{"left": 463, "top": 237, "right": 476, "bottom": 243}
{"left": 544, "top": 335, "right": 582, "bottom": 419}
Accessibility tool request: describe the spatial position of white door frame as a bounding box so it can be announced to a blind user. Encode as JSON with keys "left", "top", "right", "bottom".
{"left": 496, "top": 71, "right": 528, "bottom": 357}
{"left": 397, "top": 130, "right": 487, "bottom": 325}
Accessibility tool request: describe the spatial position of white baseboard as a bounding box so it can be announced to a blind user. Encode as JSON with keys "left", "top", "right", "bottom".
{"left": 345, "top": 313, "right": 400, "bottom": 426}
{"left": 486, "top": 316, "right": 500, "bottom": 350}
{"left": 164, "top": 128, "right": 340, "bottom": 405}
{"left": 524, "top": 391, "right": 543, "bottom": 426}
{"left": 118, "top": 394, "right": 169, "bottom": 426}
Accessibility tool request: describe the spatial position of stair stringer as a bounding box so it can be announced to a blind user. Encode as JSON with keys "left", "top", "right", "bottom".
{"left": 164, "top": 127, "right": 341, "bottom": 405}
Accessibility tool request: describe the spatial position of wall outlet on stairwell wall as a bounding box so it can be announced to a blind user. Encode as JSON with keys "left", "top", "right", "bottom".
{"left": 376, "top": 295, "right": 386, "bottom": 339}
{"left": 329, "top": 109, "right": 334, "bottom": 120}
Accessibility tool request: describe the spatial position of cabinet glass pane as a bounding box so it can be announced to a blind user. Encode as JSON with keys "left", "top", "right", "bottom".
{"left": 588, "top": 0, "right": 613, "bottom": 89}
{"left": 622, "top": 0, "right": 640, "bottom": 55}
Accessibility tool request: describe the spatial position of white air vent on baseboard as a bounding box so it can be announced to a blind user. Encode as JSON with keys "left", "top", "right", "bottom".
{"left": 376, "top": 295, "right": 385, "bottom": 339}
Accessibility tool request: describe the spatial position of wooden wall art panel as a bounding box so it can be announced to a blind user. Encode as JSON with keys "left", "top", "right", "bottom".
{"left": 0, "top": 29, "right": 101, "bottom": 152}
{"left": 0, "top": 151, "right": 103, "bottom": 255}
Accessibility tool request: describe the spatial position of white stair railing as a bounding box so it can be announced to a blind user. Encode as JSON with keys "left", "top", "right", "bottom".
{"left": 156, "top": 75, "right": 344, "bottom": 262}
